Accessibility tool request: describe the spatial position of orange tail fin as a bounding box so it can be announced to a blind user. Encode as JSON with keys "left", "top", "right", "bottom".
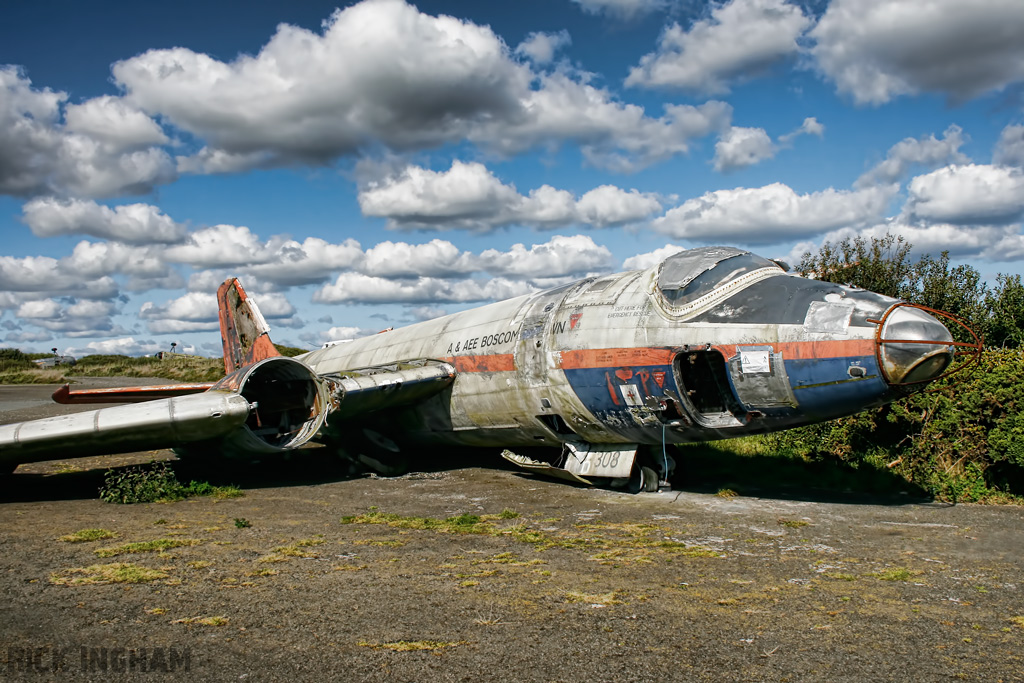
{"left": 217, "top": 278, "right": 281, "bottom": 374}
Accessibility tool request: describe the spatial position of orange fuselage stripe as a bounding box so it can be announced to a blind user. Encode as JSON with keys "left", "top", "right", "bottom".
{"left": 444, "top": 354, "right": 516, "bottom": 373}
{"left": 713, "top": 339, "right": 876, "bottom": 361}
{"left": 557, "top": 348, "right": 677, "bottom": 369}
{"left": 443, "top": 340, "right": 877, "bottom": 374}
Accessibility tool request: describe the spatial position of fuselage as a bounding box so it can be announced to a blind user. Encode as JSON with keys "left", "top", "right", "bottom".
{"left": 300, "top": 247, "right": 953, "bottom": 450}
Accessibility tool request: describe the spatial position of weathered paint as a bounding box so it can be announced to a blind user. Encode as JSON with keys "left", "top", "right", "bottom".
{"left": 51, "top": 383, "right": 216, "bottom": 404}
{"left": 218, "top": 277, "right": 281, "bottom": 373}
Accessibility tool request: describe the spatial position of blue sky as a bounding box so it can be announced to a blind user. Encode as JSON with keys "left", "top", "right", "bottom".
{"left": 2, "top": 0, "right": 1023, "bottom": 357}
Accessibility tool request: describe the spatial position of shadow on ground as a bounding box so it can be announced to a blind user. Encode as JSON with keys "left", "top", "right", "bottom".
{"left": 1, "top": 446, "right": 516, "bottom": 504}
{"left": 670, "top": 443, "right": 935, "bottom": 506}
{"left": 3, "top": 442, "right": 935, "bottom": 507}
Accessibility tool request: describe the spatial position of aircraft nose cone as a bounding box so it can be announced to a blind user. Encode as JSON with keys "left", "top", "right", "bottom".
{"left": 878, "top": 305, "right": 954, "bottom": 385}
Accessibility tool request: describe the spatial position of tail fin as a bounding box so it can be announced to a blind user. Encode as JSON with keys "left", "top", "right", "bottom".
{"left": 217, "top": 278, "right": 280, "bottom": 374}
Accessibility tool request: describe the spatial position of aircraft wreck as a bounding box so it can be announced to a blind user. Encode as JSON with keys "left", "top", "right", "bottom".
{"left": 0, "top": 246, "right": 979, "bottom": 492}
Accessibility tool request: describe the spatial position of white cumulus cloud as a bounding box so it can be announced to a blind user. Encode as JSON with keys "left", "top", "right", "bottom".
{"left": 515, "top": 30, "right": 571, "bottom": 65}
{"left": 654, "top": 182, "right": 898, "bottom": 244}
{"left": 714, "top": 117, "right": 824, "bottom": 172}
{"left": 112, "top": 0, "right": 719, "bottom": 174}
{"left": 313, "top": 273, "right": 536, "bottom": 304}
{"left": 994, "top": 124, "right": 1024, "bottom": 168}
{"left": 478, "top": 235, "right": 613, "bottom": 278}
{"left": 247, "top": 237, "right": 365, "bottom": 287}
{"left": 0, "top": 67, "right": 176, "bottom": 198}
{"left": 358, "top": 160, "right": 662, "bottom": 230}
{"left": 903, "top": 164, "right": 1024, "bottom": 225}
{"left": 627, "top": 0, "right": 810, "bottom": 94}
{"left": 361, "top": 239, "right": 478, "bottom": 278}
{"left": 622, "top": 244, "right": 685, "bottom": 270}
{"left": 162, "top": 225, "right": 274, "bottom": 267}
{"left": 571, "top": 0, "right": 670, "bottom": 20}
{"left": 22, "top": 197, "right": 186, "bottom": 244}
{"left": 856, "top": 125, "right": 969, "bottom": 188}
{"left": 0, "top": 254, "right": 119, "bottom": 298}
{"left": 64, "top": 96, "right": 169, "bottom": 148}
{"left": 810, "top": 0, "right": 1024, "bottom": 105}
{"left": 713, "top": 127, "right": 776, "bottom": 172}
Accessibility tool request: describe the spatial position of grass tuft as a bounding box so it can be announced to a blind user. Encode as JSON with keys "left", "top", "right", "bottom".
{"left": 871, "top": 567, "right": 922, "bottom": 582}
{"left": 341, "top": 511, "right": 488, "bottom": 534}
{"left": 172, "top": 616, "right": 229, "bottom": 626}
{"left": 565, "top": 590, "right": 625, "bottom": 605}
{"left": 50, "top": 563, "right": 168, "bottom": 585}
{"left": 259, "top": 538, "right": 326, "bottom": 562}
{"left": 340, "top": 508, "right": 723, "bottom": 563}
{"left": 778, "top": 519, "right": 810, "bottom": 528}
{"left": 59, "top": 528, "right": 116, "bottom": 543}
{"left": 95, "top": 538, "right": 200, "bottom": 558}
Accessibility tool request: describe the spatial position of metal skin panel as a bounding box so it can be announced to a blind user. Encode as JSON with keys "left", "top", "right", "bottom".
{"left": 500, "top": 450, "right": 592, "bottom": 485}
{"left": 0, "top": 392, "right": 251, "bottom": 467}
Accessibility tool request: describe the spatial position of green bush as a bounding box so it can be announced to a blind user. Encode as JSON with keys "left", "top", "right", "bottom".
{"left": 763, "top": 349, "right": 1024, "bottom": 503}
{"left": 98, "top": 461, "right": 243, "bottom": 504}
{"left": 0, "top": 348, "right": 38, "bottom": 375}
{"left": 273, "top": 344, "right": 309, "bottom": 358}
{"left": 99, "top": 461, "right": 185, "bottom": 504}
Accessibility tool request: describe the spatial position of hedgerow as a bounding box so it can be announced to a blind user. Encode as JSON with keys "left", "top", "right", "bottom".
{"left": 762, "top": 348, "right": 1024, "bottom": 503}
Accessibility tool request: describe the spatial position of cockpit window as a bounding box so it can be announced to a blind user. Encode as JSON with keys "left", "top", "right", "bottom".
{"left": 658, "top": 247, "right": 782, "bottom": 306}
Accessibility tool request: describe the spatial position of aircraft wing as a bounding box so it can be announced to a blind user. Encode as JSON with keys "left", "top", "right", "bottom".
{"left": 0, "top": 358, "right": 456, "bottom": 471}
{"left": 0, "top": 390, "right": 253, "bottom": 467}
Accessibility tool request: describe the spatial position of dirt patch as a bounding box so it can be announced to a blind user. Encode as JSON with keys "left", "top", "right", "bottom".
{"left": 2, "top": 384, "right": 1024, "bottom": 681}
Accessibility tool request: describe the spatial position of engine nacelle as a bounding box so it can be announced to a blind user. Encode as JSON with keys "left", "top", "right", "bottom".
{"left": 202, "top": 355, "right": 334, "bottom": 456}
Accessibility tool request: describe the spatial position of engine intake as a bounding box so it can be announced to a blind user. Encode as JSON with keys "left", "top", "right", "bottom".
{"left": 210, "top": 356, "right": 333, "bottom": 454}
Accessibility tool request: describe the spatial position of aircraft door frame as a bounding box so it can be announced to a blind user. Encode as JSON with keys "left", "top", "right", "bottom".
{"left": 673, "top": 348, "right": 745, "bottom": 428}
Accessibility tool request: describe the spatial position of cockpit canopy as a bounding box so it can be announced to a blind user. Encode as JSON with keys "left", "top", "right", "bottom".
{"left": 658, "top": 247, "right": 783, "bottom": 307}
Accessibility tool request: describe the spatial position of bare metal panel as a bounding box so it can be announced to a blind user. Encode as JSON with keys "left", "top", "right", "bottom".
{"left": 804, "top": 301, "right": 855, "bottom": 334}
{"left": 501, "top": 450, "right": 593, "bottom": 485}
{"left": 0, "top": 392, "right": 251, "bottom": 466}
{"left": 657, "top": 246, "right": 748, "bottom": 291}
